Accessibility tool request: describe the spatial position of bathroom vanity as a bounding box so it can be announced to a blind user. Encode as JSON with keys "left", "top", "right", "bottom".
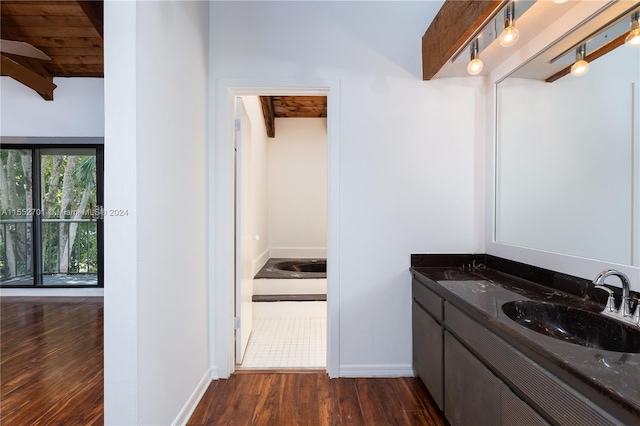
{"left": 411, "top": 254, "right": 640, "bottom": 426}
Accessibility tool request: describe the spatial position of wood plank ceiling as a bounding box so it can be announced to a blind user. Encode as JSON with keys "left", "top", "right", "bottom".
{"left": 259, "top": 96, "right": 327, "bottom": 138}
{"left": 1, "top": 0, "right": 104, "bottom": 100}
{"left": 0, "top": 0, "right": 330, "bottom": 130}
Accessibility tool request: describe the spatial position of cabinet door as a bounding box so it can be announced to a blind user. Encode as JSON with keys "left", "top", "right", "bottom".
{"left": 412, "top": 300, "right": 444, "bottom": 409}
{"left": 444, "top": 331, "right": 501, "bottom": 426}
{"left": 501, "top": 384, "right": 550, "bottom": 426}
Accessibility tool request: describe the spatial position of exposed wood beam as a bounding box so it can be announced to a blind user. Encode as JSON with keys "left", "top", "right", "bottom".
{"left": 422, "top": 0, "right": 503, "bottom": 80}
{"left": 272, "top": 96, "right": 327, "bottom": 118}
{"left": 1, "top": 54, "right": 56, "bottom": 100}
{"left": 77, "top": 1, "right": 104, "bottom": 38}
{"left": 260, "top": 96, "right": 276, "bottom": 138}
{"left": 9, "top": 53, "right": 51, "bottom": 79}
{"left": 545, "top": 31, "right": 628, "bottom": 83}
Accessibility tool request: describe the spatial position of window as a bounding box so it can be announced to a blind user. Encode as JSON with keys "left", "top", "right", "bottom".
{"left": 0, "top": 144, "right": 103, "bottom": 287}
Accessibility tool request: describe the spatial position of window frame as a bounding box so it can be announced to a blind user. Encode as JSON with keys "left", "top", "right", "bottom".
{"left": 0, "top": 139, "right": 104, "bottom": 288}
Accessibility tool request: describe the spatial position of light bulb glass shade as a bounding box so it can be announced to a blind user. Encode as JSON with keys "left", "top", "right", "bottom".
{"left": 570, "top": 59, "right": 589, "bottom": 76}
{"left": 467, "top": 39, "right": 483, "bottom": 76}
{"left": 552, "top": 0, "right": 568, "bottom": 3}
{"left": 626, "top": 29, "right": 640, "bottom": 47}
{"left": 467, "top": 58, "right": 484, "bottom": 75}
{"left": 499, "top": 25, "right": 520, "bottom": 47}
{"left": 627, "top": 13, "right": 640, "bottom": 48}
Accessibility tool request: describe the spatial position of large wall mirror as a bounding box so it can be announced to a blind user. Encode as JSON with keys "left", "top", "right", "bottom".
{"left": 496, "top": 1, "right": 640, "bottom": 268}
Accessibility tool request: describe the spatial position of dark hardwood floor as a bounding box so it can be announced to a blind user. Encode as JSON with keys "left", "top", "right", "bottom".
{"left": 0, "top": 296, "right": 104, "bottom": 425}
{"left": 0, "top": 297, "right": 447, "bottom": 426}
{"left": 188, "top": 372, "right": 448, "bottom": 426}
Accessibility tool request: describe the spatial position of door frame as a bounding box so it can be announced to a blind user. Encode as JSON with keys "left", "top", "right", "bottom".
{"left": 210, "top": 79, "right": 341, "bottom": 378}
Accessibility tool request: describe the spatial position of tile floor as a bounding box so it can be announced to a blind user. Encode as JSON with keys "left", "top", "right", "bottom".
{"left": 238, "top": 317, "right": 327, "bottom": 369}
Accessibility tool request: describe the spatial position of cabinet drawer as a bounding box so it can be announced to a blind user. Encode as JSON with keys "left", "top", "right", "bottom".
{"left": 412, "top": 279, "right": 442, "bottom": 321}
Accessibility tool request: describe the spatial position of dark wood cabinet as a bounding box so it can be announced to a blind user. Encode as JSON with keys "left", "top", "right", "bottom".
{"left": 411, "top": 275, "right": 608, "bottom": 426}
{"left": 412, "top": 283, "right": 443, "bottom": 409}
{"left": 444, "top": 331, "right": 501, "bottom": 426}
{"left": 500, "top": 383, "right": 549, "bottom": 426}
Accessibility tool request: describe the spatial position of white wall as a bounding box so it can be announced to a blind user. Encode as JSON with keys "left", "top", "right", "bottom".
{"left": 0, "top": 77, "right": 104, "bottom": 136}
{"left": 268, "top": 118, "right": 327, "bottom": 258}
{"left": 104, "top": 1, "right": 210, "bottom": 424}
{"left": 211, "top": 0, "right": 481, "bottom": 375}
{"left": 241, "top": 96, "right": 270, "bottom": 274}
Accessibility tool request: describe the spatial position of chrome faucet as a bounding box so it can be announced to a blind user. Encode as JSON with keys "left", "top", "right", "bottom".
{"left": 593, "top": 269, "right": 637, "bottom": 323}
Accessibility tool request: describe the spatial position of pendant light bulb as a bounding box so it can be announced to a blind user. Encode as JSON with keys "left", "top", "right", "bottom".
{"left": 570, "top": 45, "right": 589, "bottom": 77}
{"left": 570, "top": 60, "right": 590, "bottom": 76}
{"left": 552, "top": 0, "right": 568, "bottom": 4}
{"left": 467, "top": 40, "right": 483, "bottom": 75}
{"left": 499, "top": 3, "right": 519, "bottom": 48}
{"left": 625, "top": 12, "right": 640, "bottom": 48}
{"left": 467, "top": 58, "right": 484, "bottom": 75}
{"left": 499, "top": 25, "right": 520, "bottom": 47}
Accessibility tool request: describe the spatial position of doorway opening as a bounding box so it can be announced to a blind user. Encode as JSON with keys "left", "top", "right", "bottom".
{"left": 233, "top": 94, "right": 328, "bottom": 370}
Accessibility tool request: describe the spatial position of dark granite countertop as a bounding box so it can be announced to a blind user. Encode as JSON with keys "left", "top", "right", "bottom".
{"left": 411, "top": 264, "right": 640, "bottom": 421}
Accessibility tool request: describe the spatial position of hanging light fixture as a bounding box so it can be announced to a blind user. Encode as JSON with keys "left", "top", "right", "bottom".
{"left": 625, "top": 11, "right": 640, "bottom": 48}
{"left": 467, "top": 39, "right": 483, "bottom": 75}
{"left": 499, "top": 2, "right": 520, "bottom": 47}
{"left": 552, "top": 0, "right": 568, "bottom": 4}
{"left": 570, "top": 44, "right": 590, "bottom": 77}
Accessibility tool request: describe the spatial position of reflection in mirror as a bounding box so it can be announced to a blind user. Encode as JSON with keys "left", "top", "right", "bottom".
{"left": 496, "top": 5, "right": 640, "bottom": 267}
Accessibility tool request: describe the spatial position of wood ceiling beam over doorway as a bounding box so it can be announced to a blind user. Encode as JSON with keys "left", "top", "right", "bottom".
{"left": 259, "top": 95, "right": 328, "bottom": 138}
{"left": 260, "top": 96, "right": 276, "bottom": 138}
{"left": 422, "top": 0, "right": 503, "bottom": 80}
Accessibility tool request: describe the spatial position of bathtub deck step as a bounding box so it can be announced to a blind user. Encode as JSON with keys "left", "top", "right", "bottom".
{"left": 252, "top": 294, "right": 327, "bottom": 302}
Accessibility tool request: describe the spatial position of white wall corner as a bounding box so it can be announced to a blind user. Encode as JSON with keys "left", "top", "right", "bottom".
{"left": 252, "top": 248, "right": 270, "bottom": 277}
{"left": 269, "top": 247, "right": 328, "bottom": 259}
{"left": 171, "top": 369, "right": 212, "bottom": 426}
{"left": 339, "top": 364, "right": 415, "bottom": 378}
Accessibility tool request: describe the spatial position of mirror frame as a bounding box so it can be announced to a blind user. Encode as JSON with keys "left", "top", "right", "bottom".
{"left": 484, "top": 0, "right": 640, "bottom": 291}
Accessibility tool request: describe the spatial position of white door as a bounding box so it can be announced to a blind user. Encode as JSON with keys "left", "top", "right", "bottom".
{"left": 235, "top": 98, "right": 253, "bottom": 364}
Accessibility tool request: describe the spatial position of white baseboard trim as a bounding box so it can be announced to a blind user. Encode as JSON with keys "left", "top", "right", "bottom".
{"left": 0, "top": 288, "right": 104, "bottom": 297}
{"left": 339, "top": 364, "right": 415, "bottom": 378}
{"left": 252, "top": 248, "right": 270, "bottom": 277}
{"left": 172, "top": 369, "right": 212, "bottom": 426}
{"left": 269, "top": 247, "right": 327, "bottom": 259}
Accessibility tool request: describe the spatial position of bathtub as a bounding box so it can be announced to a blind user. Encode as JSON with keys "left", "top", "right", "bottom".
{"left": 253, "top": 258, "right": 327, "bottom": 296}
{"left": 254, "top": 258, "right": 326, "bottom": 279}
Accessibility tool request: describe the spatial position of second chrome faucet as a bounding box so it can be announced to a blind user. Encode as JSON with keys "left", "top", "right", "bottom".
{"left": 593, "top": 269, "right": 639, "bottom": 325}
